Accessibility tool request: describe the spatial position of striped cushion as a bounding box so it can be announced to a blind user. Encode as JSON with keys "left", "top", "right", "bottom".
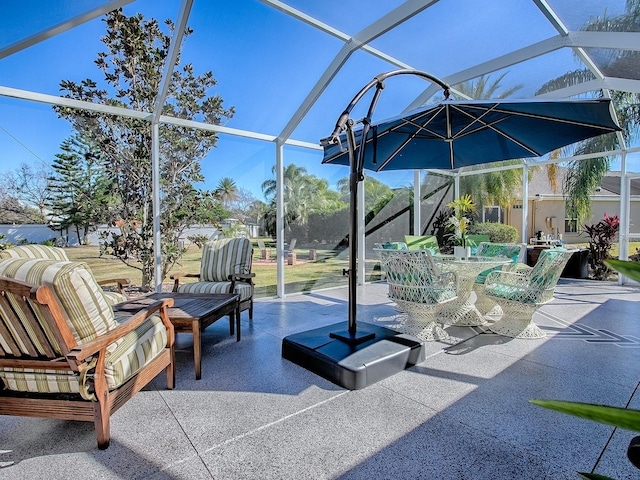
{"left": 103, "top": 291, "right": 128, "bottom": 306}
{"left": 200, "top": 238, "right": 252, "bottom": 282}
{"left": 0, "top": 314, "right": 167, "bottom": 393}
{"left": 0, "top": 245, "right": 69, "bottom": 261}
{"left": 0, "top": 258, "right": 117, "bottom": 344}
{"left": 103, "top": 313, "right": 167, "bottom": 389}
{"left": 177, "top": 281, "right": 252, "bottom": 301}
{"left": 0, "top": 367, "right": 81, "bottom": 394}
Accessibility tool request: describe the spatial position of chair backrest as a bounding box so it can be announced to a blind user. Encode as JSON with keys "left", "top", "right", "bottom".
{"left": 378, "top": 250, "right": 453, "bottom": 304}
{"left": 404, "top": 235, "right": 440, "bottom": 253}
{"left": 476, "top": 242, "right": 526, "bottom": 263}
{"left": 0, "top": 258, "right": 117, "bottom": 352}
{"left": 200, "top": 238, "right": 253, "bottom": 282}
{"left": 528, "top": 248, "right": 574, "bottom": 302}
{"left": 375, "top": 242, "right": 408, "bottom": 250}
{"left": 465, "top": 235, "right": 490, "bottom": 254}
{"left": 0, "top": 245, "right": 70, "bottom": 261}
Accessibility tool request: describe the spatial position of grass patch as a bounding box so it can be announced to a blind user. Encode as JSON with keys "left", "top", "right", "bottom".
{"left": 65, "top": 244, "right": 382, "bottom": 298}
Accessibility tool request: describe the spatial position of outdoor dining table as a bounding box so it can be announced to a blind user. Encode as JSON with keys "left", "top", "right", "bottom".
{"left": 432, "top": 254, "right": 512, "bottom": 327}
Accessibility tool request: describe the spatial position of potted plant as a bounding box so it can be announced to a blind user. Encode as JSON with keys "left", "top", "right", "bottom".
{"left": 446, "top": 194, "right": 476, "bottom": 258}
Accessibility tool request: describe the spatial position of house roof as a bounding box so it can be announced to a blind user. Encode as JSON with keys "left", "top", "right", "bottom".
{"left": 525, "top": 167, "right": 639, "bottom": 198}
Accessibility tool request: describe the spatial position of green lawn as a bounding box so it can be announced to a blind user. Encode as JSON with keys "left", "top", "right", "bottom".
{"left": 65, "top": 244, "right": 383, "bottom": 298}
{"left": 61, "top": 241, "right": 640, "bottom": 297}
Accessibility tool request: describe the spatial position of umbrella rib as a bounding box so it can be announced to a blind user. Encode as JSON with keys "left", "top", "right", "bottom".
{"left": 376, "top": 135, "right": 416, "bottom": 171}
{"left": 463, "top": 104, "right": 620, "bottom": 131}
{"left": 450, "top": 104, "right": 542, "bottom": 156}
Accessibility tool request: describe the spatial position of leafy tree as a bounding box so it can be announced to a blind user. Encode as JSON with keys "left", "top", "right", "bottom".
{"left": 536, "top": 0, "right": 640, "bottom": 223}
{"left": 261, "top": 164, "right": 346, "bottom": 237}
{"left": 48, "top": 134, "right": 115, "bottom": 244}
{"left": 2, "top": 163, "right": 51, "bottom": 223}
{"left": 55, "top": 10, "right": 233, "bottom": 288}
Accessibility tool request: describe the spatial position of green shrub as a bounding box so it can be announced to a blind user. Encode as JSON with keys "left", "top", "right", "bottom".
{"left": 468, "top": 222, "right": 518, "bottom": 243}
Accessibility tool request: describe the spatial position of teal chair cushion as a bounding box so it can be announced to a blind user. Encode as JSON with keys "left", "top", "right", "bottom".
{"left": 404, "top": 235, "right": 439, "bottom": 253}
{"left": 474, "top": 243, "right": 525, "bottom": 284}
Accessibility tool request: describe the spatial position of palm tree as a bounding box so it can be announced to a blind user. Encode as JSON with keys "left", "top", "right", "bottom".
{"left": 536, "top": 0, "right": 640, "bottom": 223}
{"left": 451, "top": 74, "right": 526, "bottom": 211}
{"left": 450, "top": 72, "right": 524, "bottom": 100}
{"left": 261, "top": 164, "right": 345, "bottom": 235}
{"left": 336, "top": 175, "right": 393, "bottom": 215}
{"left": 214, "top": 177, "right": 238, "bottom": 208}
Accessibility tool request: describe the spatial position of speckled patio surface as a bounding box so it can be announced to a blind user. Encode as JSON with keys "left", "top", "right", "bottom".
{"left": 1, "top": 279, "right": 640, "bottom": 479}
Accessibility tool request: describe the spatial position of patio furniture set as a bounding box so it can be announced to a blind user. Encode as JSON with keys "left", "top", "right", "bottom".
{"left": 376, "top": 238, "right": 574, "bottom": 341}
{"left": 0, "top": 239, "right": 255, "bottom": 449}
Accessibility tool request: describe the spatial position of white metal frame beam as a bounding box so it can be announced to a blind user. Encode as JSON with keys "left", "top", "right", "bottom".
{"left": 272, "top": 0, "right": 440, "bottom": 143}
{"left": 0, "top": 86, "right": 320, "bottom": 149}
{"left": 150, "top": 0, "right": 193, "bottom": 291}
{"left": 0, "top": 0, "right": 135, "bottom": 60}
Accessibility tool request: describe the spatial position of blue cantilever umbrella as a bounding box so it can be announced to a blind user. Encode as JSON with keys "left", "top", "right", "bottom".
{"left": 322, "top": 98, "right": 621, "bottom": 171}
{"left": 283, "top": 70, "right": 620, "bottom": 390}
{"left": 321, "top": 72, "right": 620, "bottom": 338}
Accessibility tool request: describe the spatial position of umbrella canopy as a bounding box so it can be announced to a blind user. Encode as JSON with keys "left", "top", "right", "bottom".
{"left": 322, "top": 98, "right": 621, "bottom": 172}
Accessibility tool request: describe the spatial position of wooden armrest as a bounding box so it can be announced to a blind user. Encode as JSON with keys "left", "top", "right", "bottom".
{"left": 67, "top": 298, "right": 174, "bottom": 364}
{"left": 170, "top": 272, "right": 199, "bottom": 292}
{"left": 170, "top": 272, "right": 199, "bottom": 280}
{"left": 97, "top": 278, "right": 131, "bottom": 294}
{"left": 230, "top": 273, "right": 256, "bottom": 280}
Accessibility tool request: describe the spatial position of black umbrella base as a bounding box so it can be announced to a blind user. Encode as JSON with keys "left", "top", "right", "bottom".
{"left": 282, "top": 322, "right": 425, "bottom": 390}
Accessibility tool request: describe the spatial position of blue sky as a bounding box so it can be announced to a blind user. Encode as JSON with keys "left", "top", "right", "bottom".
{"left": 0, "top": 0, "right": 636, "bottom": 201}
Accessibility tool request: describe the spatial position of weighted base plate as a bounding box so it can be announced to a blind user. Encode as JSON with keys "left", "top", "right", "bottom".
{"left": 282, "top": 322, "right": 425, "bottom": 390}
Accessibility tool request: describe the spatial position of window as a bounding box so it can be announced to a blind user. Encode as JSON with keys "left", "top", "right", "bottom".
{"left": 482, "top": 206, "right": 501, "bottom": 223}
{"left": 565, "top": 218, "right": 579, "bottom": 233}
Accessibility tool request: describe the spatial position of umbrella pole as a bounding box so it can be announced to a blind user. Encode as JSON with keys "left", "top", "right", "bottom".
{"left": 324, "top": 70, "right": 450, "bottom": 345}
{"left": 328, "top": 121, "right": 376, "bottom": 344}
{"left": 347, "top": 124, "right": 359, "bottom": 334}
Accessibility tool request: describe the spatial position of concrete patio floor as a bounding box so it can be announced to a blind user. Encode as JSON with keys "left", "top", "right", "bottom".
{"left": 1, "top": 279, "right": 640, "bottom": 479}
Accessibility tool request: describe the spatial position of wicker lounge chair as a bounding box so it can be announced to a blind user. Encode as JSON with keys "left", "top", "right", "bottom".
{"left": 472, "top": 242, "right": 527, "bottom": 317}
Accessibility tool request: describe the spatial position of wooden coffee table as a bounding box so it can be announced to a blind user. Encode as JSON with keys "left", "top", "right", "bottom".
{"left": 114, "top": 293, "right": 240, "bottom": 380}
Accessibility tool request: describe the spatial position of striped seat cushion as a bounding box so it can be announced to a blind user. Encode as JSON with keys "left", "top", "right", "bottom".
{"left": 0, "top": 258, "right": 117, "bottom": 345}
{"left": 0, "top": 313, "right": 167, "bottom": 393}
{"left": 0, "top": 245, "right": 69, "bottom": 261}
{"left": 177, "top": 281, "right": 252, "bottom": 301}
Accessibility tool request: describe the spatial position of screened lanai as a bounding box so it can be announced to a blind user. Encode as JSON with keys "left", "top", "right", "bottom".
{"left": 1, "top": 0, "right": 639, "bottom": 296}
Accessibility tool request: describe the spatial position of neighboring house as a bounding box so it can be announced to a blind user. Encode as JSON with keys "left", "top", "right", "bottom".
{"left": 505, "top": 168, "right": 640, "bottom": 245}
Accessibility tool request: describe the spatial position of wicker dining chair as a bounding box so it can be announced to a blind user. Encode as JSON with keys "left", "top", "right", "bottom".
{"left": 377, "top": 249, "right": 457, "bottom": 341}
{"left": 482, "top": 248, "right": 574, "bottom": 338}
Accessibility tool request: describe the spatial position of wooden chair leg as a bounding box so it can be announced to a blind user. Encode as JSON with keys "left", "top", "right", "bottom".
{"left": 93, "top": 392, "right": 111, "bottom": 450}
{"left": 167, "top": 346, "right": 175, "bottom": 389}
